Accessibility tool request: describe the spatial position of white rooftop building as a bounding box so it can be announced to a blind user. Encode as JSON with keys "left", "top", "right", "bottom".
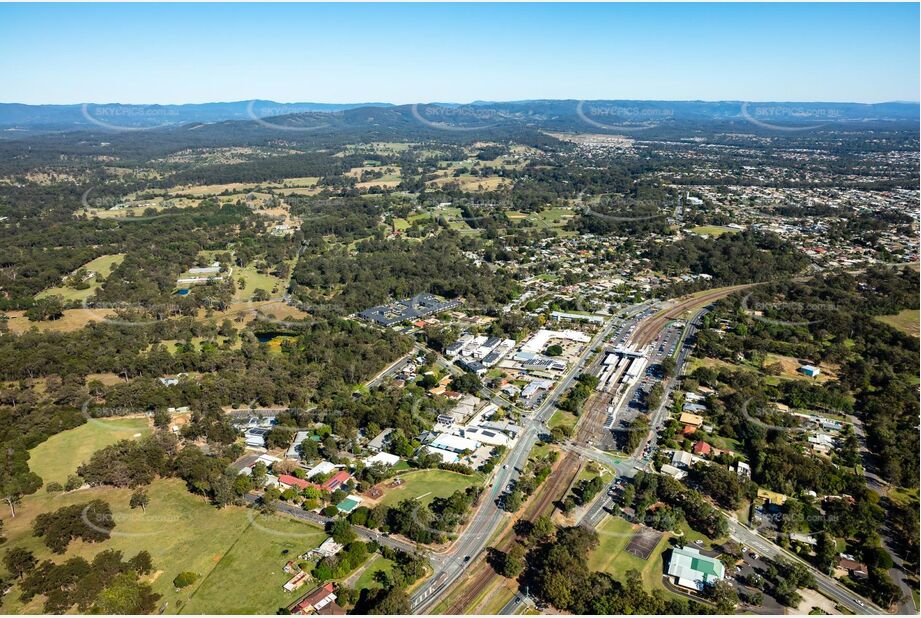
{"left": 430, "top": 432, "right": 480, "bottom": 453}
{"left": 362, "top": 452, "right": 401, "bottom": 467}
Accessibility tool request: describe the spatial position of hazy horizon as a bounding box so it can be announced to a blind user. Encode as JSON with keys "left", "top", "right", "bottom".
{"left": 3, "top": 97, "right": 920, "bottom": 106}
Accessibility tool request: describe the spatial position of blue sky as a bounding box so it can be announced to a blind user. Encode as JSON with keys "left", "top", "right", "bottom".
{"left": 1, "top": 3, "right": 918, "bottom": 104}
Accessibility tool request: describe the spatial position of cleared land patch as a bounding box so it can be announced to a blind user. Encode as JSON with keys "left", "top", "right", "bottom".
{"left": 587, "top": 516, "right": 684, "bottom": 602}
{"left": 689, "top": 225, "right": 739, "bottom": 237}
{"left": 876, "top": 309, "right": 919, "bottom": 337}
{"left": 375, "top": 469, "right": 481, "bottom": 508}
{"left": 179, "top": 513, "right": 326, "bottom": 614}
{"left": 36, "top": 253, "right": 126, "bottom": 301}
{"left": 28, "top": 417, "right": 151, "bottom": 487}
{"left": 2, "top": 479, "right": 298, "bottom": 614}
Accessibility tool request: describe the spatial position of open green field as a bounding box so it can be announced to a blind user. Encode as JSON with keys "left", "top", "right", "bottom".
{"left": 0, "top": 478, "right": 300, "bottom": 615}
{"left": 28, "top": 417, "right": 151, "bottom": 487}
{"left": 587, "top": 516, "right": 686, "bottom": 603}
{"left": 147, "top": 336, "right": 240, "bottom": 353}
{"left": 549, "top": 409, "right": 578, "bottom": 433}
{"left": 36, "top": 253, "right": 126, "bottom": 301}
{"left": 876, "top": 309, "right": 919, "bottom": 338}
{"left": 352, "top": 556, "right": 394, "bottom": 591}
{"left": 430, "top": 205, "right": 478, "bottom": 235}
{"left": 180, "top": 513, "right": 327, "bottom": 614}
{"left": 689, "top": 225, "right": 739, "bottom": 237}
{"left": 377, "top": 469, "right": 482, "bottom": 508}
{"left": 233, "top": 264, "right": 289, "bottom": 300}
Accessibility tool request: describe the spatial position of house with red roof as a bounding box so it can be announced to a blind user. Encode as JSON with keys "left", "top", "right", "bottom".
{"left": 321, "top": 470, "right": 351, "bottom": 492}
{"left": 692, "top": 441, "right": 713, "bottom": 456}
{"left": 289, "top": 582, "right": 338, "bottom": 615}
{"left": 278, "top": 474, "right": 316, "bottom": 491}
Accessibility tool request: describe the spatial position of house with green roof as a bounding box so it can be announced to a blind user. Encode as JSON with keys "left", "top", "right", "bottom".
{"left": 666, "top": 546, "right": 725, "bottom": 591}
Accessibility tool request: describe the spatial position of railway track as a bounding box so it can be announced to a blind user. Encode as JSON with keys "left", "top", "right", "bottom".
{"left": 631, "top": 283, "right": 756, "bottom": 347}
{"left": 441, "top": 452, "right": 581, "bottom": 614}
{"left": 440, "top": 378, "right": 615, "bottom": 614}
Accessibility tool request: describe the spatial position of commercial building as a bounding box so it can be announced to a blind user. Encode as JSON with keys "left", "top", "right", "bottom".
{"left": 666, "top": 547, "right": 725, "bottom": 591}
{"left": 362, "top": 452, "right": 400, "bottom": 467}
{"left": 679, "top": 412, "right": 704, "bottom": 427}
{"left": 461, "top": 426, "right": 510, "bottom": 447}
{"left": 358, "top": 293, "right": 461, "bottom": 327}
{"left": 429, "top": 432, "right": 480, "bottom": 453}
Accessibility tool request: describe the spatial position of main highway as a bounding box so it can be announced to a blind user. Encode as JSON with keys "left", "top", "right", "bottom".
{"left": 409, "top": 301, "right": 656, "bottom": 612}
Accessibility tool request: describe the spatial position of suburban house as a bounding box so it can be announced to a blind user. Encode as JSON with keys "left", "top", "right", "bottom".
{"left": 278, "top": 474, "right": 314, "bottom": 491}
{"left": 367, "top": 428, "right": 395, "bottom": 453}
{"left": 362, "top": 452, "right": 400, "bottom": 467}
{"left": 283, "top": 571, "right": 311, "bottom": 592}
{"left": 289, "top": 582, "right": 340, "bottom": 615}
{"left": 836, "top": 557, "right": 869, "bottom": 579}
{"left": 278, "top": 470, "right": 353, "bottom": 493}
{"left": 303, "top": 537, "right": 343, "bottom": 560}
{"left": 322, "top": 470, "right": 352, "bottom": 492}
{"left": 692, "top": 441, "right": 712, "bottom": 456}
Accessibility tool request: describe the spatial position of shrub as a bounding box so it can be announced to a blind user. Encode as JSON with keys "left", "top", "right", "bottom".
{"left": 172, "top": 571, "right": 198, "bottom": 589}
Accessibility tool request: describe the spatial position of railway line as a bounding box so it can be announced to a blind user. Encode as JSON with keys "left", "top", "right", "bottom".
{"left": 630, "top": 283, "right": 756, "bottom": 347}
{"left": 438, "top": 342, "right": 623, "bottom": 614}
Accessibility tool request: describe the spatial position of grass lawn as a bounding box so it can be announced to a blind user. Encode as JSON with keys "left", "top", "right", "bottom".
{"left": 232, "top": 264, "right": 287, "bottom": 300}
{"left": 28, "top": 417, "right": 151, "bottom": 487}
{"left": 876, "top": 309, "right": 919, "bottom": 338}
{"left": 377, "top": 469, "right": 482, "bottom": 508}
{"left": 685, "top": 356, "right": 753, "bottom": 375}
{"left": 689, "top": 225, "right": 738, "bottom": 237}
{"left": 548, "top": 409, "right": 578, "bottom": 432}
{"left": 530, "top": 206, "right": 574, "bottom": 227}
{"left": 0, "top": 478, "right": 289, "bottom": 615}
{"left": 352, "top": 555, "right": 394, "bottom": 591}
{"left": 887, "top": 486, "right": 920, "bottom": 507}
{"left": 179, "top": 512, "right": 326, "bottom": 614}
{"left": 35, "top": 253, "right": 126, "bottom": 301}
{"left": 147, "top": 336, "right": 239, "bottom": 353}
{"left": 587, "top": 516, "right": 685, "bottom": 602}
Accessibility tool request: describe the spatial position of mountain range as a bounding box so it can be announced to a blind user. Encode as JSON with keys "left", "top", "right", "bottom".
{"left": 1, "top": 99, "right": 917, "bottom": 135}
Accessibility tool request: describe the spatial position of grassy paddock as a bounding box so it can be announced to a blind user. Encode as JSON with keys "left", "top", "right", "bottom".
{"left": 0, "top": 478, "right": 328, "bottom": 614}
{"left": 35, "top": 253, "right": 126, "bottom": 301}
{"left": 876, "top": 309, "right": 920, "bottom": 338}
{"left": 352, "top": 555, "right": 394, "bottom": 592}
{"left": 587, "top": 516, "right": 687, "bottom": 603}
{"left": 179, "top": 512, "right": 326, "bottom": 614}
{"left": 28, "top": 417, "right": 151, "bottom": 487}
{"left": 376, "top": 469, "right": 481, "bottom": 508}
{"left": 689, "top": 225, "right": 739, "bottom": 237}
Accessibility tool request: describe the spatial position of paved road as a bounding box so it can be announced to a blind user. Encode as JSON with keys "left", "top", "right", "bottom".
{"left": 568, "top": 307, "right": 886, "bottom": 616}
{"left": 410, "top": 304, "right": 645, "bottom": 613}
{"left": 365, "top": 344, "right": 422, "bottom": 389}
{"left": 243, "top": 494, "right": 428, "bottom": 559}
{"left": 725, "top": 518, "right": 886, "bottom": 615}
